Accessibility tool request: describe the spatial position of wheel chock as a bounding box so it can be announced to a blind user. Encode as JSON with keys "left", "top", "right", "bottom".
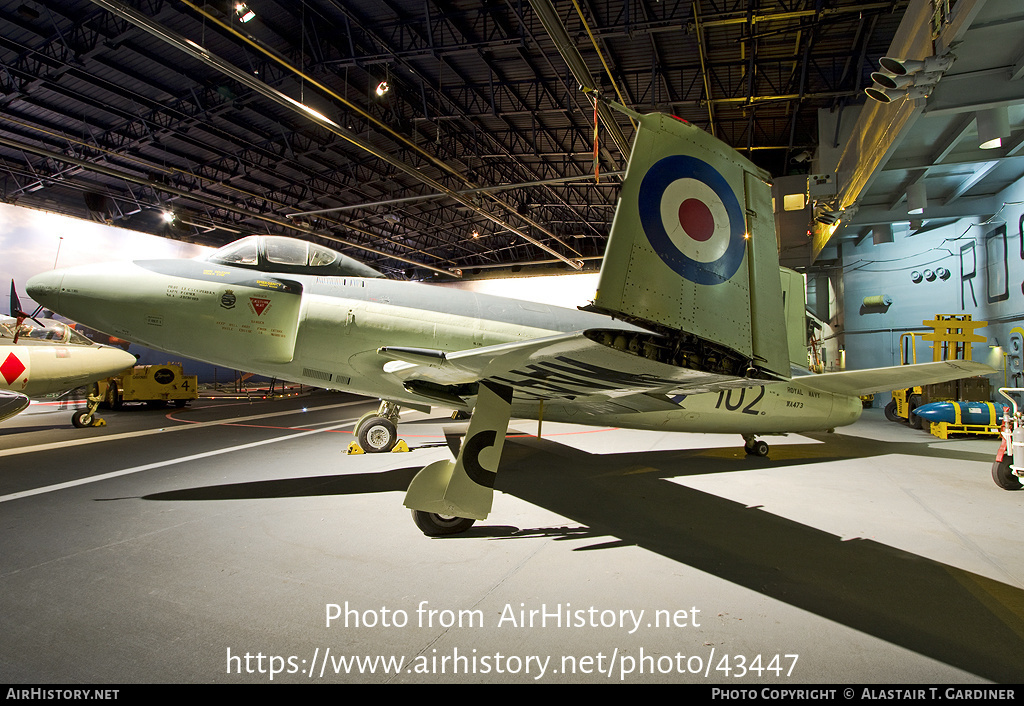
{"left": 347, "top": 441, "right": 364, "bottom": 455}
{"left": 92, "top": 418, "right": 107, "bottom": 427}
{"left": 391, "top": 439, "right": 410, "bottom": 453}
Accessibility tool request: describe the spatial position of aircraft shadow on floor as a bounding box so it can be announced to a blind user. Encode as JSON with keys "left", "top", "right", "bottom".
{"left": 137, "top": 431, "right": 1024, "bottom": 683}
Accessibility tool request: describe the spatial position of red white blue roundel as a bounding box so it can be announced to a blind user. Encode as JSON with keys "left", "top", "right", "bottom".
{"left": 638, "top": 155, "right": 745, "bottom": 285}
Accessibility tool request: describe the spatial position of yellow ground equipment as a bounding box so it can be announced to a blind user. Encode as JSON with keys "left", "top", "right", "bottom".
{"left": 885, "top": 316, "right": 988, "bottom": 429}
{"left": 99, "top": 363, "right": 198, "bottom": 409}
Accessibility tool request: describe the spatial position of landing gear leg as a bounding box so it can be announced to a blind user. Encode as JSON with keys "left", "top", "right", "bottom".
{"left": 404, "top": 382, "right": 513, "bottom": 535}
{"left": 743, "top": 435, "right": 769, "bottom": 457}
{"left": 354, "top": 400, "right": 402, "bottom": 453}
{"left": 72, "top": 383, "right": 107, "bottom": 428}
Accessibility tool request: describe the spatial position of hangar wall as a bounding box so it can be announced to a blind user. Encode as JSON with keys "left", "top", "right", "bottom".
{"left": 840, "top": 176, "right": 1024, "bottom": 397}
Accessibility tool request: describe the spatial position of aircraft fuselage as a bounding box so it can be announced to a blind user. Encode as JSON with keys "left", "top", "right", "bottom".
{"left": 27, "top": 257, "right": 862, "bottom": 435}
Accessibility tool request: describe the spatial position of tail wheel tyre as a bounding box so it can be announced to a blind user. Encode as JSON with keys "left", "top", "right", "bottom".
{"left": 72, "top": 410, "right": 93, "bottom": 428}
{"left": 412, "top": 510, "right": 475, "bottom": 536}
{"left": 884, "top": 400, "right": 900, "bottom": 422}
{"left": 358, "top": 416, "right": 397, "bottom": 453}
{"left": 992, "top": 456, "right": 1023, "bottom": 490}
{"left": 744, "top": 439, "right": 769, "bottom": 457}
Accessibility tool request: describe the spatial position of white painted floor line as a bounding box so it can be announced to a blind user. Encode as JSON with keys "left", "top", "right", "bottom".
{"left": 0, "top": 420, "right": 355, "bottom": 504}
{"left": 0, "top": 399, "right": 368, "bottom": 460}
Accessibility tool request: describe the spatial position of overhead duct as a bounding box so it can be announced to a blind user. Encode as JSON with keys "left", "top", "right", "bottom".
{"left": 526, "top": 0, "right": 632, "bottom": 158}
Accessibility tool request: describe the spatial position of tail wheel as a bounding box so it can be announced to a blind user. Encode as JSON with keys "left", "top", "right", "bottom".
{"left": 744, "top": 439, "right": 769, "bottom": 457}
{"left": 992, "top": 456, "right": 1023, "bottom": 490}
{"left": 412, "top": 510, "right": 475, "bottom": 536}
{"left": 358, "top": 416, "right": 397, "bottom": 453}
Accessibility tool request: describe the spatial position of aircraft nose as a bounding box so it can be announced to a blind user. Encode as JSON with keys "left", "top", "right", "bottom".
{"left": 26, "top": 270, "right": 65, "bottom": 310}
{"left": 98, "top": 346, "right": 139, "bottom": 377}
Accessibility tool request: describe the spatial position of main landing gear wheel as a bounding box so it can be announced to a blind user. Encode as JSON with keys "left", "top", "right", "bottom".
{"left": 411, "top": 510, "right": 475, "bottom": 536}
{"left": 71, "top": 409, "right": 94, "bottom": 428}
{"left": 992, "top": 456, "right": 1023, "bottom": 490}
{"left": 744, "top": 438, "right": 769, "bottom": 457}
{"left": 72, "top": 382, "right": 106, "bottom": 428}
{"left": 358, "top": 416, "right": 398, "bottom": 453}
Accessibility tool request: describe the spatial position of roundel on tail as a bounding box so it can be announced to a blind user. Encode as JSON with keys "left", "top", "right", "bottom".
{"left": 637, "top": 155, "right": 746, "bottom": 285}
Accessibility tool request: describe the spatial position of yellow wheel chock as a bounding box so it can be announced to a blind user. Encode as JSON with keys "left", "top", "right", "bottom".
{"left": 346, "top": 439, "right": 409, "bottom": 454}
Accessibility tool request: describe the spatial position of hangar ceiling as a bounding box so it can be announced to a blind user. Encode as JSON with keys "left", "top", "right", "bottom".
{"left": 826, "top": 0, "right": 1024, "bottom": 254}
{"left": 0, "top": 0, "right": 911, "bottom": 279}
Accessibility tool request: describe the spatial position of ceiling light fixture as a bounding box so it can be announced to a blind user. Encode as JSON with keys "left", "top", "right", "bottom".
{"left": 864, "top": 53, "right": 953, "bottom": 104}
{"left": 235, "top": 3, "right": 256, "bottom": 23}
{"left": 977, "top": 106, "right": 1010, "bottom": 149}
{"left": 872, "top": 224, "right": 894, "bottom": 245}
{"left": 375, "top": 81, "right": 390, "bottom": 97}
{"left": 906, "top": 182, "right": 927, "bottom": 215}
{"left": 878, "top": 55, "right": 954, "bottom": 76}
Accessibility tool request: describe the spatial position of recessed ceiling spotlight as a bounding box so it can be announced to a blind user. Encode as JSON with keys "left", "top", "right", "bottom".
{"left": 235, "top": 3, "right": 256, "bottom": 23}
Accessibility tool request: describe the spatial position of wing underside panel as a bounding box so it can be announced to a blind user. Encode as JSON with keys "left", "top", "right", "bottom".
{"left": 379, "top": 329, "right": 770, "bottom": 405}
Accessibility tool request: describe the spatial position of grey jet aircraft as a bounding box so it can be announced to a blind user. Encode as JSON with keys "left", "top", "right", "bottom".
{"left": 26, "top": 105, "right": 992, "bottom": 534}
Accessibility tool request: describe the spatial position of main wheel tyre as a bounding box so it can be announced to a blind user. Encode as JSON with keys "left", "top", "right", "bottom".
{"left": 71, "top": 410, "right": 93, "bottom": 428}
{"left": 412, "top": 510, "right": 475, "bottom": 536}
{"left": 884, "top": 399, "right": 900, "bottom": 422}
{"left": 992, "top": 456, "right": 1023, "bottom": 490}
{"left": 358, "top": 416, "right": 398, "bottom": 453}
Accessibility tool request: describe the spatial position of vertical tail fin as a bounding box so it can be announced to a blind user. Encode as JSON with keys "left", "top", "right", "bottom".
{"left": 590, "top": 110, "right": 790, "bottom": 381}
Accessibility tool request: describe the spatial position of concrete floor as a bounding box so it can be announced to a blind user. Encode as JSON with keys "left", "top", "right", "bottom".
{"left": 1, "top": 391, "right": 1022, "bottom": 684}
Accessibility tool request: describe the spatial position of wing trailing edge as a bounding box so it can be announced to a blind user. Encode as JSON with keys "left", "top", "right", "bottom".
{"left": 793, "top": 360, "right": 995, "bottom": 397}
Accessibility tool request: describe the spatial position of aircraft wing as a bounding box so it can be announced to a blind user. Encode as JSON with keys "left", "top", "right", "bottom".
{"left": 378, "top": 329, "right": 770, "bottom": 403}
{"left": 791, "top": 360, "right": 995, "bottom": 397}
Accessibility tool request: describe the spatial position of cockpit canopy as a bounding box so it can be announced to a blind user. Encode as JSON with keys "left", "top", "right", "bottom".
{"left": 205, "top": 235, "right": 384, "bottom": 278}
{"left": 0, "top": 317, "right": 93, "bottom": 345}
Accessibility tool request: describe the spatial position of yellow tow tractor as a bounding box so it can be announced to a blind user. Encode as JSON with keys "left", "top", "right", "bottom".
{"left": 885, "top": 315, "right": 988, "bottom": 429}
{"left": 99, "top": 363, "right": 198, "bottom": 410}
